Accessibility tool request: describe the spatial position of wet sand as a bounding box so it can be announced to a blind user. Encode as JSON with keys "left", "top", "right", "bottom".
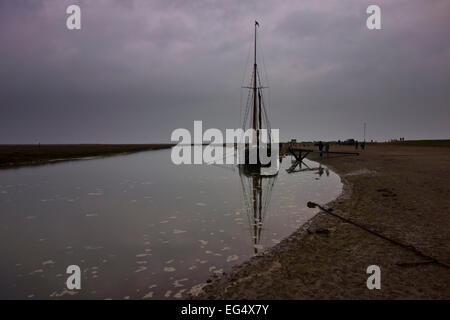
{"left": 198, "top": 143, "right": 450, "bottom": 299}
{"left": 0, "top": 144, "right": 173, "bottom": 168}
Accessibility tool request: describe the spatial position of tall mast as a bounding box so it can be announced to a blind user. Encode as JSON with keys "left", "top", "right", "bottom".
{"left": 253, "top": 21, "right": 258, "bottom": 132}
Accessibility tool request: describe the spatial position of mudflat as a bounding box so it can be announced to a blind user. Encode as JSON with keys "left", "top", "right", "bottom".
{"left": 0, "top": 144, "right": 172, "bottom": 168}
{"left": 198, "top": 143, "right": 450, "bottom": 299}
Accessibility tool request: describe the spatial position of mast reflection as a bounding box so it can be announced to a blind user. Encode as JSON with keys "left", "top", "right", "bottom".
{"left": 238, "top": 165, "right": 277, "bottom": 254}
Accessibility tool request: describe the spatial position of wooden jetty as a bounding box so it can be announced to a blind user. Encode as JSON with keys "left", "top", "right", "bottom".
{"left": 287, "top": 147, "right": 359, "bottom": 162}
{"left": 284, "top": 146, "right": 359, "bottom": 174}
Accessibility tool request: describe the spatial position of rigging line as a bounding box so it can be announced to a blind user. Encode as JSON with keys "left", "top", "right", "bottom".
{"left": 263, "top": 176, "right": 277, "bottom": 215}
{"left": 259, "top": 176, "right": 277, "bottom": 242}
{"left": 259, "top": 36, "right": 270, "bottom": 98}
{"left": 255, "top": 69, "right": 266, "bottom": 130}
{"left": 243, "top": 68, "right": 253, "bottom": 125}
{"left": 242, "top": 70, "right": 254, "bottom": 130}
{"left": 256, "top": 69, "right": 272, "bottom": 140}
{"left": 258, "top": 83, "right": 271, "bottom": 131}
{"left": 262, "top": 95, "right": 271, "bottom": 130}
{"left": 240, "top": 38, "right": 253, "bottom": 129}
{"left": 242, "top": 88, "right": 251, "bottom": 130}
{"left": 260, "top": 178, "right": 272, "bottom": 217}
{"left": 256, "top": 38, "right": 267, "bottom": 87}
{"left": 258, "top": 35, "right": 272, "bottom": 129}
{"left": 239, "top": 175, "right": 255, "bottom": 242}
{"left": 242, "top": 93, "right": 249, "bottom": 129}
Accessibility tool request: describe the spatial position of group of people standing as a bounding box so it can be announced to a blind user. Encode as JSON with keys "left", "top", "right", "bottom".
{"left": 316, "top": 140, "right": 365, "bottom": 156}
{"left": 315, "top": 141, "right": 330, "bottom": 157}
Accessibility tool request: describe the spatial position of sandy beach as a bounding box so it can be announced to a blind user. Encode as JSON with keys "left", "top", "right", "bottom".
{"left": 198, "top": 143, "right": 450, "bottom": 299}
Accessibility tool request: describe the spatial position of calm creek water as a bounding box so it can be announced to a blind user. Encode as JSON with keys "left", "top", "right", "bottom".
{"left": 0, "top": 148, "right": 341, "bottom": 299}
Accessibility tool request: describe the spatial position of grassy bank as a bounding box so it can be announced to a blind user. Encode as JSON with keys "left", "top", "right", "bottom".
{"left": 0, "top": 144, "right": 173, "bottom": 168}
{"left": 198, "top": 143, "right": 450, "bottom": 299}
{"left": 389, "top": 139, "right": 450, "bottom": 147}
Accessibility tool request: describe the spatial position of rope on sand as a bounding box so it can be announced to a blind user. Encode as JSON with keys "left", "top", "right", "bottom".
{"left": 307, "top": 201, "right": 450, "bottom": 270}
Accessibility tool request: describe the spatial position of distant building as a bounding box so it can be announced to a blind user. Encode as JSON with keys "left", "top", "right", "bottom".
{"left": 289, "top": 139, "right": 297, "bottom": 148}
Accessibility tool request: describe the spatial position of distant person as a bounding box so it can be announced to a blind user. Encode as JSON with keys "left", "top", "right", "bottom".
{"left": 361, "top": 142, "right": 365, "bottom": 150}
{"left": 318, "top": 141, "right": 323, "bottom": 157}
{"left": 325, "top": 143, "right": 330, "bottom": 157}
{"left": 355, "top": 140, "right": 359, "bottom": 150}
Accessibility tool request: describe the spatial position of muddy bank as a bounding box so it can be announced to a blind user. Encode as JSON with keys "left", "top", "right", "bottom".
{"left": 0, "top": 144, "right": 173, "bottom": 169}
{"left": 197, "top": 144, "right": 450, "bottom": 299}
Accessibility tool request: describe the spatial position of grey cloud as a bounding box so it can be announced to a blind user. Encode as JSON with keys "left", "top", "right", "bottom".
{"left": 0, "top": 0, "right": 449, "bottom": 143}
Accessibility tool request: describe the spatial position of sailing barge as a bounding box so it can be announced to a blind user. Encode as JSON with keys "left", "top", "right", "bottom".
{"left": 239, "top": 21, "right": 278, "bottom": 177}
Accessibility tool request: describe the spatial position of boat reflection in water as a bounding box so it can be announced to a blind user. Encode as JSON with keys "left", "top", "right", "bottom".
{"left": 237, "top": 152, "right": 331, "bottom": 255}
{"left": 238, "top": 163, "right": 278, "bottom": 254}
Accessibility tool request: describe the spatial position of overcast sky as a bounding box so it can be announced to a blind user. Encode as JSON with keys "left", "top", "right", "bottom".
{"left": 1, "top": 0, "right": 449, "bottom": 143}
